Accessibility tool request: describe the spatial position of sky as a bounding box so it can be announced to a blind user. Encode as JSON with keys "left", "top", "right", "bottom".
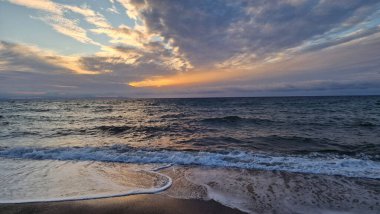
{"left": 0, "top": 0, "right": 380, "bottom": 98}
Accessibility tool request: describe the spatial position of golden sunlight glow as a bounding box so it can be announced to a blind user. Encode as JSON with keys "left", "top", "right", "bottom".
{"left": 128, "top": 69, "right": 243, "bottom": 87}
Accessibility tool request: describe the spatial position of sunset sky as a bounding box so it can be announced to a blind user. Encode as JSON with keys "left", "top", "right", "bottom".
{"left": 0, "top": 0, "right": 380, "bottom": 98}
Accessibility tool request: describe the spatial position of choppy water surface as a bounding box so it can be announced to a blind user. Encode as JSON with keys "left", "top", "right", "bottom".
{"left": 0, "top": 96, "right": 380, "bottom": 211}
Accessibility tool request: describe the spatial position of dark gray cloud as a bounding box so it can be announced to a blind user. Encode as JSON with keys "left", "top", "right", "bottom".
{"left": 137, "top": 0, "right": 380, "bottom": 66}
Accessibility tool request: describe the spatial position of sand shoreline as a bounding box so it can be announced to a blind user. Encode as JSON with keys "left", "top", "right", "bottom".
{"left": 0, "top": 194, "right": 245, "bottom": 214}
{"left": 1, "top": 166, "right": 380, "bottom": 213}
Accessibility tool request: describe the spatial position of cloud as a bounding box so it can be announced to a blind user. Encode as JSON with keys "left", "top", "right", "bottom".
{"left": 125, "top": 0, "right": 380, "bottom": 87}
{"left": 63, "top": 5, "right": 111, "bottom": 29}
{"left": 231, "top": 79, "right": 380, "bottom": 93}
{"left": 90, "top": 24, "right": 148, "bottom": 48}
{"left": 8, "top": 0, "right": 63, "bottom": 14}
{"left": 8, "top": 0, "right": 101, "bottom": 45}
{"left": 124, "top": 77, "right": 380, "bottom": 98}
{"left": 129, "top": 0, "right": 380, "bottom": 67}
{"left": 0, "top": 41, "right": 99, "bottom": 74}
{"left": 129, "top": 32, "right": 380, "bottom": 88}
{"left": 0, "top": 42, "right": 132, "bottom": 97}
{"left": 6, "top": 0, "right": 193, "bottom": 73}
{"left": 34, "top": 14, "right": 101, "bottom": 46}
{"left": 1, "top": 0, "right": 380, "bottom": 97}
{"left": 107, "top": 0, "right": 120, "bottom": 14}
{"left": 116, "top": 0, "right": 146, "bottom": 21}
{"left": 91, "top": 37, "right": 193, "bottom": 72}
{"left": 0, "top": 38, "right": 190, "bottom": 83}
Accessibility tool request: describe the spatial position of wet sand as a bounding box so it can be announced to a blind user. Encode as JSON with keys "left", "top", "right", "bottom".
{"left": 0, "top": 194, "right": 244, "bottom": 214}
{"left": 1, "top": 166, "right": 380, "bottom": 214}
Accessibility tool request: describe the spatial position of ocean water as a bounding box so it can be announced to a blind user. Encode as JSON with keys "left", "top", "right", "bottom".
{"left": 0, "top": 96, "right": 380, "bottom": 209}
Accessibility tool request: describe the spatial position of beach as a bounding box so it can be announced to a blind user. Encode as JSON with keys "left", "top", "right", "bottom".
{"left": 1, "top": 97, "right": 380, "bottom": 213}
{"left": 1, "top": 166, "right": 379, "bottom": 214}
{"left": 2, "top": 0, "right": 380, "bottom": 212}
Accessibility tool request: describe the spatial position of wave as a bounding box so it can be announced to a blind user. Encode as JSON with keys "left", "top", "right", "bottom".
{"left": 46, "top": 125, "right": 171, "bottom": 137}
{"left": 249, "top": 135, "right": 341, "bottom": 153}
{"left": 200, "top": 116, "right": 379, "bottom": 128}
{"left": 27, "top": 108, "right": 51, "bottom": 112}
{"left": 180, "top": 135, "right": 380, "bottom": 159}
{"left": 0, "top": 146, "right": 379, "bottom": 179}
{"left": 353, "top": 121, "right": 378, "bottom": 127}
{"left": 92, "top": 125, "right": 170, "bottom": 135}
{"left": 94, "top": 125, "right": 132, "bottom": 135}
{"left": 160, "top": 113, "right": 188, "bottom": 119}
{"left": 200, "top": 116, "right": 272, "bottom": 125}
{"left": 91, "top": 107, "right": 113, "bottom": 113}
{"left": 0, "top": 131, "right": 40, "bottom": 138}
{"left": 201, "top": 116, "right": 243, "bottom": 122}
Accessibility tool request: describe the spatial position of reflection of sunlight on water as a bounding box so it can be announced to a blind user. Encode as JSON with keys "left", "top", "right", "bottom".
{"left": 0, "top": 158, "right": 171, "bottom": 203}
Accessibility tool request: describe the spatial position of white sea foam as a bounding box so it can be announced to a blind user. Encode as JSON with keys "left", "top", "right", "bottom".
{"left": 0, "top": 146, "right": 379, "bottom": 179}
{"left": 182, "top": 167, "right": 380, "bottom": 214}
{"left": 0, "top": 160, "right": 172, "bottom": 204}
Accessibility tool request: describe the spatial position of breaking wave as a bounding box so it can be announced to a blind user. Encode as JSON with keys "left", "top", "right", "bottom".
{"left": 0, "top": 145, "right": 379, "bottom": 179}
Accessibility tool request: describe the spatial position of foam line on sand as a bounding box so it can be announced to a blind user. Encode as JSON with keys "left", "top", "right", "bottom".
{"left": 0, "top": 164, "right": 173, "bottom": 204}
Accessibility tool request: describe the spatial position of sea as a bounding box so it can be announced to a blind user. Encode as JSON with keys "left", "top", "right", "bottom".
{"left": 0, "top": 96, "right": 379, "bottom": 212}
